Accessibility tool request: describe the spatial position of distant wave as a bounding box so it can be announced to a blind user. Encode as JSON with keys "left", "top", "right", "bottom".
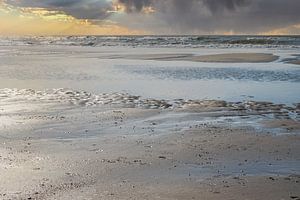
{"left": 1, "top": 36, "right": 300, "bottom": 49}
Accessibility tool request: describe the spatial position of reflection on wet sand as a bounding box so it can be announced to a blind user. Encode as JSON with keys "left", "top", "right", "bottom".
{"left": 0, "top": 91, "right": 299, "bottom": 199}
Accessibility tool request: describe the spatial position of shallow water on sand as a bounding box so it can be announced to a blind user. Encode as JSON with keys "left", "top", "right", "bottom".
{"left": 0, "top": 46, "right": 299, "bottom": 105}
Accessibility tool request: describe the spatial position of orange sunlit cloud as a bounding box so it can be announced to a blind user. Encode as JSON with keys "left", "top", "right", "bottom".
{"left": 0, "top": 1, "right": 145, "bottom": 35}
{"left": 260, "top": 24, "right": 300, "bottom": 35}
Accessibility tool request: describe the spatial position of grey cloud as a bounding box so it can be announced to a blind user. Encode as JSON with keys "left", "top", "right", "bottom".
{"left": 118, "top": 0, "right": 153, "bottom": 12}
{"left": 6, "top": 0, "right": 112, "bottom": 19}
{"left": 117, "top": 0, "right": 250, "bottom": 13}
{"left": 116, "top": 0, "right": 300, "bottom": 34}
{"left": 202, "top": 0, "right": 250, "bottom": 12}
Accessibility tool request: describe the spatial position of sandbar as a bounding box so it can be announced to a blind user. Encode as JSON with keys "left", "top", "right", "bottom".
{"left": 191, "top": 53, "right": 279, "bottom": 63}
{"left": 105, "top": 53, "right": 279, "bottom": 63}
{"left": 288, "top": 60, "right": 300, "bottom": 65}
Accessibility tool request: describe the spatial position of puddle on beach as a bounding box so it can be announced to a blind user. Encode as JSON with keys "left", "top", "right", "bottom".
{"left": 0, "top": 46, "right": 300, "bottom": 105}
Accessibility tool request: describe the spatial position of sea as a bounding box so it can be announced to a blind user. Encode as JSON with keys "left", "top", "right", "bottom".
{"left": 0, "top": 35, "right": 299, "bottom": 105}
{"left": 1, "top": 35, "right": 300, "bottom": 48}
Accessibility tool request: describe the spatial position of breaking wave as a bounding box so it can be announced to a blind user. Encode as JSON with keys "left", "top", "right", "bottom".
{"left": 1, "top": 36, "right": 300, "bottom": 49}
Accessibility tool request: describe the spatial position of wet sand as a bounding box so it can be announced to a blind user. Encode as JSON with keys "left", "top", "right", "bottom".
{"left": 289, "top": 60, "right": 300, "bottom": 65}
{"left": 104, "top": 53, "right": 279, "bottom": 63}
{"left": 0, "top": 119, "right": 299, "bottom": 200}
{"left": 262, "top": 119, "right": 300, "bottom": 131}
{"left": 0, "top": 93, "right": 299, "bottom": 200}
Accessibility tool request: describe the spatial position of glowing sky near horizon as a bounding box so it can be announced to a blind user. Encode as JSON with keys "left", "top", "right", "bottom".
{"left": 0, "top": 0, "right": 300, "bottom": 35}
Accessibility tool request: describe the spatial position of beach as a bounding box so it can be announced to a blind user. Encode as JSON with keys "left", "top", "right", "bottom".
{"left": 1, "top": 93, "right": 300, "bottom": 199}
{"left": 0, "top": 36, "right": 300, "bottom": 199}
{"left": 0, "top": 100, "right": 299, "bottom": 200}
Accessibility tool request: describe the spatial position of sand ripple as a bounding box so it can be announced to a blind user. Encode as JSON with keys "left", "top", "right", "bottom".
{"left": 0, "top": 89, "right": 299, "bottom": 119}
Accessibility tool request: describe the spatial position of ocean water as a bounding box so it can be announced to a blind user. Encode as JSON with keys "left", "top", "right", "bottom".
{"left": 1, "top": 35, "right": 300, "bottom": 48}
{"left": 0, "top": 36, "right": 299, "bottom": 106}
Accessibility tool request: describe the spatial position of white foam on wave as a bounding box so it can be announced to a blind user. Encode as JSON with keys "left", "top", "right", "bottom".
{"left": 1, "top": 36, "right": 300, "bottom": 49}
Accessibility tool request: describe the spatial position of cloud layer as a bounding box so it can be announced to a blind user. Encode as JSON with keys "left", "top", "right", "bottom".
{"left": 6, "top": 0, "right": 113, "bottom": 19}
{"left": 117, "top": 0, "right": 300, "bottom": 34}
{"left": 3, "top": 0, "right": 300, "bottom": 34}
{"left": 118, "top": 0, "right": 153, "bottom": 12}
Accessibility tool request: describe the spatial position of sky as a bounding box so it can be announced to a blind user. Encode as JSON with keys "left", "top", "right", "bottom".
{"left": 0, "top": 0, "right": 300, "bottom": 35}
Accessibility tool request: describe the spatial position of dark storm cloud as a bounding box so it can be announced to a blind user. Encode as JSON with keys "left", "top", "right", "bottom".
{"left": 118, "top": 0, "right": 153, "bottom": 12}
{"left": 117, "top": 0, "right": 300, "bottom": 34}
{"left": 202, "top": 0, "right": 250, "bottom": 12}
{"left": 6, "top": 0, "right": 113, "bottom": 19}
{"left": 117, "top": 0, "right": 250, "bottom": 13}
{"left": 4, "top": 0, "right": 300, "bottom": 34}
